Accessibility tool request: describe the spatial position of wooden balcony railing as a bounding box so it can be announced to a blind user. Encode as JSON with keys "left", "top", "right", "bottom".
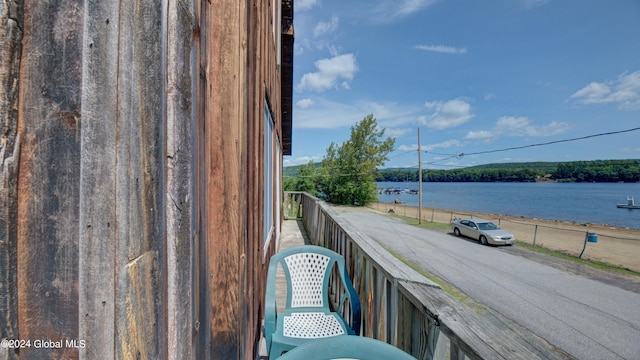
{"left": 284, "top": 192, "right": 541, "bottom": 360}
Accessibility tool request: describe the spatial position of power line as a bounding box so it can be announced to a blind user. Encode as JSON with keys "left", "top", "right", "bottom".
{"left": 423, "top": 154, "right": 461, "bottom": 165}
{"left": 424, "top": 150, "right": 460, "bottom": 157}
{"left": 388, "top": 150, "right": 416, "bottom": 159}
{"left": 287, "top": 127, "right": 640, "bottom": 177}
{"left": 458, "top": 127, "right": 640, "bottom": 158}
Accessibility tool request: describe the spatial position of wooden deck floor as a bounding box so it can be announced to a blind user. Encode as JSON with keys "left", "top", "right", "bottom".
{"left": 258, "top": 220, "right": 310, "bottom": 359}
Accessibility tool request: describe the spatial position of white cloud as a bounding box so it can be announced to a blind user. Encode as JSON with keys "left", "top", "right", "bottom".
{"left": 399, "top": 139, "right": 461, "bottom": 151}
{"left": 463, "top": 117, "right": 570, "bottom": 145}
{"left": 294, "top": 38, "right": 311, "bottom": 56}
{"left": 297, "top": 0, "right": 321, "bottom": 11}
{"left": 620, "top": 147, "right": 640, "bottom": 154}
{"left": 358, "top": 101, "right": 424, "bottom": 129}
{"left": 533, "top": 121, "right": 572, "bottom": 136}
{"left": 495, "top": 116, "right": 531, "bottom": 134}
{"left": 372, "top": 0, "right": 438, "bottom": 23}
{"left": 365, "top": 101, "right": 397, "bottom": 120}
{"left": 420, "top": 98, "right": 474, "bottom": 130}
{"left": 414, "top": 44, "right": 467, "bottom": 54}
{"left": 423, "top": 102, "right": 437, "bottom": 110}
{"left": 296, "top": 98, "right": 314, "bottom": 109}
{"left": 297, "top": 54, "right": 358, "bottom": 93}
{"left": 464, "top": 130, "right": 495, "bottom": 142}
{"left": 569, "top": 71, "right": 640, "bottom": 110}
{"left": 495, "top": 116, "right": 570, "bottom": 137}
{"left": 385, "top": 128, "right": 413, "bottom": 138}
{"left": 398, "top": 144, "right": 416, "bottom": 151}
{"left": 294, "top": 98, "right": 365, "bottom": 129}
{"left": 284, "top": 155, "right": 323, "bottom": 167}
{"left": 425, "top": 139, "right": 462, "bottom": 151}
{"left": 294, "top": 99, "right": 422, "bottom": 130}
{"left": 313, "top": 16, "right": 339, "bottom": 37}
{"left": 570, "top": 82, "right": 611, "bottom": 103}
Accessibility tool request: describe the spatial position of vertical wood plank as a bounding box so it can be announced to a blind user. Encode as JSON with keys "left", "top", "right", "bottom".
{"left": 16, "top": 1, "right": 82, "bottom": 358}
{"left": 79, "top": 1, "right": 119, "bottom": 358}
{"left": 113, "top": 0, "right": 165, "bottom": 357}
{"left": 398, "top": 295, "right": 413, "bottom": 355}
{"left": 246, "top": 6, "right": 262, "bottom": 326}
{"left": 0, "top": 2, "right": 22, "bottom": 358}
{"left": 194, "top": 0, "right": 210, "bottom": 357}
{"left": 376, "top": 270, "right": 386, "bottom": 341}
{"left": 166, "top": 0, "right": 195, "bottom": 358}
{"left": 206, "top": 0, "right": 246, "bottom": 357}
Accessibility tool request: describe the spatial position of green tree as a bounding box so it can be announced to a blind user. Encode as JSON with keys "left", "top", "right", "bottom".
{"left": 283, "top": 161, "right": 319, "bottom": 195}
{"left": 318, "top": 114, "right": 395, "bottom": 205}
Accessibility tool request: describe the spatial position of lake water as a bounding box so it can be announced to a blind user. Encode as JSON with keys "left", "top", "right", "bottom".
{"left": 376, "top": 182, "right": 640, "bottom": 230}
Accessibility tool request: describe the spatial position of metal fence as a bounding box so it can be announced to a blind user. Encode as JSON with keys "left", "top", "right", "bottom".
{"left": 370, "top": 202, "right": 640, "bottom": 273}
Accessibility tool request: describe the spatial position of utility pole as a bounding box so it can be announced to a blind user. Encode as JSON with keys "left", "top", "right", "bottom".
{"left": 418, "top": 128, "right": 422, "bottom": 224}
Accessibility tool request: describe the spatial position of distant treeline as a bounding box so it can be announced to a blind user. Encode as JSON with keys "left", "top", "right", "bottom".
{"left": 374, "top": 160, "right": 640, "bottom": 183}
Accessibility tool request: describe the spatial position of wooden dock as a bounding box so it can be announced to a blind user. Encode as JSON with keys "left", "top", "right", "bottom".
{"left": 617, "top": 197, "right": 640, "bottom": 209}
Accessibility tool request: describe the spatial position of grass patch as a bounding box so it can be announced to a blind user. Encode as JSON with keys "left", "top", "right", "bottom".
{"left": 389, "top": 213, "right": 451, "bottom": 231}
{"left": 515, "top": 242, "right": 640, "bottom": 277}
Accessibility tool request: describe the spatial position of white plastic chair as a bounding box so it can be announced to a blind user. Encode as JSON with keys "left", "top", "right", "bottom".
{"left": 264, "top": 245, "right": 361, "bottom": 358}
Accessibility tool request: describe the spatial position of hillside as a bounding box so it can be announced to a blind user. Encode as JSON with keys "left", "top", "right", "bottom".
{"left": 465, "top": 161, "right": 559, "bottom": 172}
{"left": 283, "top": 162, "right": 321, "bottom": 178}
{"left": 284, "top": 160, "right": 640, "bottom": 183}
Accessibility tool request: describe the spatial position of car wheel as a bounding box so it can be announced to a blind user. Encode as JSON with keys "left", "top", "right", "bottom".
{"left": 454, "top": 228, "right": 461, "bottom": 237}
{"left": 480, "top": 235, "right": 488, "bottom": 245}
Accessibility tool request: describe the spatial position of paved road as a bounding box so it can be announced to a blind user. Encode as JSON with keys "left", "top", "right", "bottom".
{"left": 333, "top": 206, "right": 640, "bottom": 360}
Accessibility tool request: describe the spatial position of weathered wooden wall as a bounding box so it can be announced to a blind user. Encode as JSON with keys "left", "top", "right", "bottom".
{"left": 196, "top": 0, "right": 285, "bottom": 357}
{"left": 1, "top": 0, "right": 22, "bottom": 356}
{"left": 0, "top": 0, "right": 290, "bottom": 359}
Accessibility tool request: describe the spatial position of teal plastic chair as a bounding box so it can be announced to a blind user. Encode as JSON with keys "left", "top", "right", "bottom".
{"left": 276, "top": 335, "right": 417, "bottom": 360}
{"left": 264, "top": 245, "right": 361, "bottom": 358}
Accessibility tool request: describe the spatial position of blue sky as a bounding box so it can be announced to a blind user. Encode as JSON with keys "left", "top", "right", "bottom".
{"left": 285, "top": 0, "right": 640, "bottom": 169}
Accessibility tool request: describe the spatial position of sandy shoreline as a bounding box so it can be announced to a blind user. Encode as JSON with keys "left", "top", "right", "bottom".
{"left": 371, "top": 202, "right": 640, "bottom": 273}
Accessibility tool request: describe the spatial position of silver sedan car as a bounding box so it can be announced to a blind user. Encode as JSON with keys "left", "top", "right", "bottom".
{"left": 450, "top": 218, "right": 515, "bottom": 246}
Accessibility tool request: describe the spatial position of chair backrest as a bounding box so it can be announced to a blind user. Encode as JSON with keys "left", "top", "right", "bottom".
{"left": 270, "top": 245, "right": 342, "bottom": 309}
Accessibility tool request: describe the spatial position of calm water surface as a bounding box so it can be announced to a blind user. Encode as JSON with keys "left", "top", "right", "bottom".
{"left": 376, "top": 182, "right": 640, "bottom": 230}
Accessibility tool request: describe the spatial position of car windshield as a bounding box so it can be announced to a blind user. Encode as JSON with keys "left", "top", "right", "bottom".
{"left": 478, "top": 222, "right": 499, "bottom": 230}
